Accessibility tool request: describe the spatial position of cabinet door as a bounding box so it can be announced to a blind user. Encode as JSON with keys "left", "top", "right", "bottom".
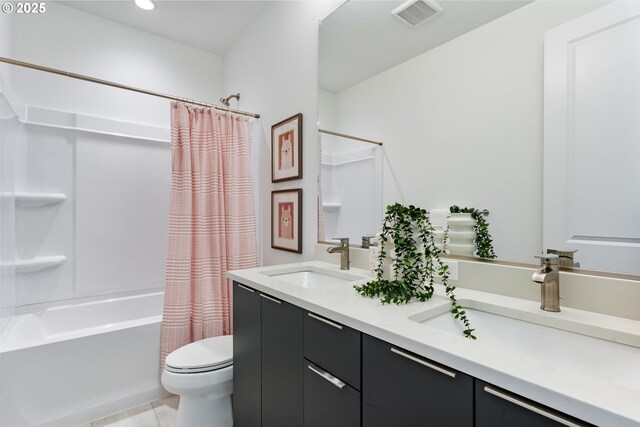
{"left": 362, "top": 335, "right": 473, "bottom": 427}
{"left": 260, "top": 293, "right": 303, "bottom": 427}
{"left": 304, "top": 360, "right": 361, "bottom": 427}
{"left": 476, "top": 380, "right": 591, "bottom": 427}
{"left": 232, "top": 282, "right": 262, "bottom": 427}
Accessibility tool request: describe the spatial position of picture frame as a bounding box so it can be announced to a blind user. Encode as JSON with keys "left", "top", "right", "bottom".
{"left": 271, "top": 113, "right": 302, "bottom": 182}
{"left": 271, "top": 189, "right": 302, "bottom": 253}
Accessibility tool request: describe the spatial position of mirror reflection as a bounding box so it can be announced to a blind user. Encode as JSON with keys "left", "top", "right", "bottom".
{"left": 317, "top": 128, "right": 382, "bottom": 245}
{"left": 318, "top": 0, "right": 640, "bottom": 275}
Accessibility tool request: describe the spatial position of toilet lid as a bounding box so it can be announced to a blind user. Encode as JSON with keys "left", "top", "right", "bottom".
{"left": 165, "top": 335, "right": 233, "bottom": 374}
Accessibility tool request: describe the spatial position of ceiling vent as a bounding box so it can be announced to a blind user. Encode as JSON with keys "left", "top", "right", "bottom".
{"left": 391, "top": 0, "right": 443, "bottom": 27}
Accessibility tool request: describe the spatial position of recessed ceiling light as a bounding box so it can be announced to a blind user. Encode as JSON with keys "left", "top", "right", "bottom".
{"left": 135, "top": 0, "right": 157, "bottom": 11}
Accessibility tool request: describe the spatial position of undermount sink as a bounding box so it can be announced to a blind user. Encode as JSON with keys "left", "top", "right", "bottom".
{"left": 263, "top": 267, "right": 364, "bottom": 289}
{"left": 409, "top": 300, "right": 640, "bottom": 391}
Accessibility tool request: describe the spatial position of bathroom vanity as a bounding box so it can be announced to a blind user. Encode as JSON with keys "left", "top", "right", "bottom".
{"left": 228, "top": 262, "right": 640, "bottom": 427}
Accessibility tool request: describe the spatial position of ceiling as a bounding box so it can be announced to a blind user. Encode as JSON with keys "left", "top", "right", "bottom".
{"left": 59, "top": 0, "right": 530, "bottom": 91}
{"left": 60, "top": 0, "right": 271, "bottom": 55}
{"left": 320, "top": 0, "right": 531, "bottom": 93}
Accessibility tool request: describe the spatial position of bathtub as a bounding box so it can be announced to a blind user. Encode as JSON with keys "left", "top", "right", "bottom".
{"left": 0, "top": 291, "right": 168, "bottom": 426}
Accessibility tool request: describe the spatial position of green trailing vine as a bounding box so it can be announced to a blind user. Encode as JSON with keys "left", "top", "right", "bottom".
{"left": 449, "top": 205, "right": 497, "bottom": 259}
{"left": 355, "top": 203, "right": 476, "bottom": 339}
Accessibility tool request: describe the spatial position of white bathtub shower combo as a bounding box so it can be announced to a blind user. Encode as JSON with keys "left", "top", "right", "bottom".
{"left": 0, "top": 98, "right": 172, "bottom": 426}
{"left": 0, "top": 292, "right": 165, "bottom": 426}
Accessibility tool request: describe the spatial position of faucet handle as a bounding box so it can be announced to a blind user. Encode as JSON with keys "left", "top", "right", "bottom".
{"left": 535, "top": 254, "right": 559, "bottom": 266}
{"left": 332, "top": 237, "right": 350, "bottom": 245}
{"left": 361, "top": 235, "right": 376, "bottom": 248}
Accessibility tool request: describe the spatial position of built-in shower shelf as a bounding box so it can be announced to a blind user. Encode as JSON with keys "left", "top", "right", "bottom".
{"left": 14, "top": 256, "right": 66, "bottom": 274}
{"left": 15, "top": 193, "right": 67, "bottom": 207}
{"left": 323, "top": 203, "right": 341, "bottom": 211}
{"left": 1, "top": 192, "right": 67, "bottom": 207}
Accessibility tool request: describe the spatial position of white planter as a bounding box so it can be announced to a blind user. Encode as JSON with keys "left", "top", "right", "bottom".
{"left": 447, "top": 213, "right": 476, "bottom": 257}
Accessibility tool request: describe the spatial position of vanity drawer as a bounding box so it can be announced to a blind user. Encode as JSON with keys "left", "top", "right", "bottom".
{"left": 475, "top": 380, "right": 593, "bottom": 427}
{"left": 304, "top": 359, "right": 361, "bottom": 427}
{"left": 303, "top": 311, "right": 361, "bottom": 389}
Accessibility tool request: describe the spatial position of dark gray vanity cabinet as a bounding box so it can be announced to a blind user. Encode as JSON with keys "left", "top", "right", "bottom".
{"left": 260, "top": 291, "right": 304, "bottom": 427}
{"left": 303, "top": 311, "right": 362, "bottom": 427}
{"left": 232, "top": 282, "right": 262, "bottom": 427}
{"left": 233, "top": 282, "right": 303, "bottom": 427}
{"left": 362, "top": 334, "right": 474, "bottom": 427}
{"left": 234, "top": 280, "right": 592, "bottom": 427}
{"left": 475, "top": 380, "right": 591, "bottom": 427}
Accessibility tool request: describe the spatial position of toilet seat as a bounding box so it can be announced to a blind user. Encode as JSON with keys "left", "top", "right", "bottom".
{"left": 165, "top": 335, "right": 233, "bottom": 374}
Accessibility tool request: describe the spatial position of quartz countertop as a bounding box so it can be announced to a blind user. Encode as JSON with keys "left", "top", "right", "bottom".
{"left": 228, "top": 261, "right": 640, "bottom": 427}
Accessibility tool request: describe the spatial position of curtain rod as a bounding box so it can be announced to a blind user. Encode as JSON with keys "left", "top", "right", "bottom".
{"left": 0, "top": 56, "right": 260, "bottom": 119}
{"left": 319, "top": 128, "right": 383, "bottom": 146}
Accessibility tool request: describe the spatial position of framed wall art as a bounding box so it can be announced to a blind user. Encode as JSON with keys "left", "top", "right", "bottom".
{"left": 272, "top": 113, "right": 302, "bottom": 182}
{"left": 271, "top": 188, "right": 302, "bottom": 253}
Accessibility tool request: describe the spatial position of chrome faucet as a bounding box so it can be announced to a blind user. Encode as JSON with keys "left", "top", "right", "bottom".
{"left": 532, "top": 254, "right": 560, "bottom": 312}
{"left": 327, "top": 238, "right": 350, "bottom": 270}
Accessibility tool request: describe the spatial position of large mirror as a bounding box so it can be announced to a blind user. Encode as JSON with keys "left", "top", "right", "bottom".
{"left": 318, "top": 0, "right": 640, "bottom": 276}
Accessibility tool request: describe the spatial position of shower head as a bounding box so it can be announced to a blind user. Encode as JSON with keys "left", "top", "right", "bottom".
{"left": 220, "top": 93, "right": 240, "bottom": 107}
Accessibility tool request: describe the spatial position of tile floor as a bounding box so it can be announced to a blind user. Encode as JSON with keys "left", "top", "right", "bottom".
{"left": 77, "top": 395, "right": 179, "bottom": 427}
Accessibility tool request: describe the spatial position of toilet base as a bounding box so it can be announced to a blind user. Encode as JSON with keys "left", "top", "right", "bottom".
{"left": 161, "top": 365, "right": 233, "bottom": 427}
{"left": 177, "top": 393, "right": 232, "bottom": 427}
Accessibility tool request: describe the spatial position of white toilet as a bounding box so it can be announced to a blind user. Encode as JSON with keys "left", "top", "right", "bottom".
{"left": 161, "top": 335, "right": 233, "bottom": 427}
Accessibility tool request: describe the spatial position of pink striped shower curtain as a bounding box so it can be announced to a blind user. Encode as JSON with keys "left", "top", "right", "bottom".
{"left": 160, "top": 102, "right": 257, "bottom": 368}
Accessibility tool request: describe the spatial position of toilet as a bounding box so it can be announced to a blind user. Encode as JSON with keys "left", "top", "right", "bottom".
{"left": 161, "top": 335, "right": 233, "bottom": 427}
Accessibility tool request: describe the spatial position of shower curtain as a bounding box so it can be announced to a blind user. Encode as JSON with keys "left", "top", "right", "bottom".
{"left": 160, "top": 102, "right": 257, "bottom": 368}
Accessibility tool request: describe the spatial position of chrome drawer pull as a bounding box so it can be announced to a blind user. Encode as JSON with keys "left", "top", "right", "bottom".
{"left": 391, "top": 347, "right": 457, "bottom": 378}
{"left": 308, "top": 364, "right": 346, "bottom": 389}
{"left": 237, "top": 284, "right": 255, "bottom": 293}
{"left": 259, "top": 294, "right": 281, "bottom": 304}
{"left": 484, "top": 386, "right": 585, "bottom": 427}
{"left": 308, "top": 313, "right": 343, "bottom": 330}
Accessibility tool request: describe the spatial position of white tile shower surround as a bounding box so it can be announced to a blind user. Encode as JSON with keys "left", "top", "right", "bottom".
{"left": 78, "top": 395, "right": 179, "bottom": 427}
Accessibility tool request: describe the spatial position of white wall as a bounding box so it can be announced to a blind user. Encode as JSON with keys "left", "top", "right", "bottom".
{"left": 2, "top": 2, "right": 223, "bottom": 127}
{"left": 319, "top": 89, "right": 370, "bottom": 155}
{"left": 0, "top": 95, "right": 18, "bottom": 335}
{"left": 0, "top": 0, "right": 11, "bottom": 328}
{"left": 0, "top": 3, "right": 225, "bottom": 307}
{"left": 318, "top": 88, "right": 338, "bottom": 133}
{"left": 223, "top": 1, "right": 342, "bottom": 266}
{"left": 328, "top": 1, "right": 608, "bottom": 263}
{"left": 0, "top": 12, "right": 11, "bottom": 93}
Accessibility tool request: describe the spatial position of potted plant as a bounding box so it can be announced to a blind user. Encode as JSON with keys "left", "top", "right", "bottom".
{"left": 447, "top": 205, "right": 496, "bottom": 259}
{"left": 355, "top": 203, "right": 476, "bottom": 339}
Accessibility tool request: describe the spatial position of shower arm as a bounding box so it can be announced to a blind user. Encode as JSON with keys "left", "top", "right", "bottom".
{"left": 220, "top": 93, "right": 240, "bottom": 107}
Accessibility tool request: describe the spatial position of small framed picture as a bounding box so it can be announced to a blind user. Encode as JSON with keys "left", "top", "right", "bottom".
{"left": 272, "top": 113, "right": 302, "bottom": 182}
{"left": 271, "top": 189, "right": 302, "bottom": 253}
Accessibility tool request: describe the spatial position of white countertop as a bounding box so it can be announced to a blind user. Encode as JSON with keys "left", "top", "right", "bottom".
{"left": 228, "top": 261, "right": 640, "bottom": 427}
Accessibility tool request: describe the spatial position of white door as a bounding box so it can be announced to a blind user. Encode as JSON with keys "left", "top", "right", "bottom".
{"left": 543, "top": 1, "right": 640, "bottom": 274}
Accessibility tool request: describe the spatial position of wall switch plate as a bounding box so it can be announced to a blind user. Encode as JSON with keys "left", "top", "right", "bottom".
{"left": 441, "top": 259, "right": 459, "bottom": 281}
